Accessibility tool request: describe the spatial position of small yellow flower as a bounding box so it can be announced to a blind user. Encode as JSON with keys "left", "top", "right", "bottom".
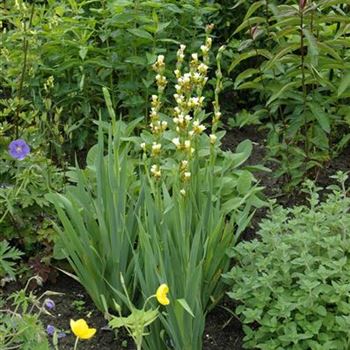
{"left": 152, "top": 142, "right": 162, "bottom": 156}
{"left": 70, "top": 319, "right": 96, "bottom": 340}
{"left": 183, "top": 172, "right": 191, "bottom": 181}
{"left": 210, "top": 134, "right": 217, "bottom": 144}
{"left": 156, "top": 284, "right": 170, "bottom": 305}
{"left": 150, "top": 164, "right": 162, "bottom": 178}
{"left": 172, "top": 138, "right": 181, "bottom": 148}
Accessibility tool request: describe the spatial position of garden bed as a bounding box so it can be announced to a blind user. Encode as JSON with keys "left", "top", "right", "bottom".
{"left": 3, "top": 126, "right": 350, "bottom": 350}
{"left": 31, "top": 273, "right": 243, "bottom": 350}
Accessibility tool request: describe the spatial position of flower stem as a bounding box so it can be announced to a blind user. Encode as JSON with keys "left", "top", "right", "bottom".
{"left": 73, "top": 337, "right": 79, "bottom": 350}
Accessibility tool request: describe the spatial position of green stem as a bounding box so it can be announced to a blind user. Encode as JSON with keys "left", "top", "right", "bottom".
{"left": 15, "top": 2, "right": 35, "bottom": 138}
{"left": 300, "top": 9, "right": 309, "bottom": 160}
{"left": 73, "top": 337, "right": 79, "bottom": 350}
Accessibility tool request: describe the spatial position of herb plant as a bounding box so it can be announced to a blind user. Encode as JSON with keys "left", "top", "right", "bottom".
{"left": 224, "top": 172, "right": 350, "bottom": 349}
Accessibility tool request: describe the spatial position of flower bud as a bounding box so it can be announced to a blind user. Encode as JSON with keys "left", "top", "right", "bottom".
{"left": 210, "top": 134, "right": 217, "bottom": 144}
{"left": 300, "top": 0, "right": 307, "bottom": 10}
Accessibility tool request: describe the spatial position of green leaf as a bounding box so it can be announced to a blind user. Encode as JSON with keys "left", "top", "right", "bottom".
{"left": 127, "top": 28, "right": 153, "bottom": 41}
{"left": 229, "top": 49, "right": 272, "bottom": 73}
{"left": 266, "top": 82, "right": 299, "bottom": 105}
{"left": 177, "top": 299, "right": 194, "bottom": 317}
{"left": 237, "top": 171, "right": 253, "bottom": 195}
{"left": 338, "top": 72, "right": 350, "bottom": 97}
{"left": 303, "top": 29, "right": 319, "bottom": 66}
{"left": 243, "top": 1, "right": 265, "bottom": 21}
{"left": 307, "top": 102, "right": 331, "bottom": 133}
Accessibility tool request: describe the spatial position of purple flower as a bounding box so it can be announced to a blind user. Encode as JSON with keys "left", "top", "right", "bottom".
{"left": 8, "top": 139, "right": 30, "bottom": 160}
{"left": 44, "top": 298, "right": 55, "bottom": 310}
{"left": 46, "top": 325, "right": 66, "bottom": 339}
{"left": 47, "top": 324, "right": 55, "bottom": 336}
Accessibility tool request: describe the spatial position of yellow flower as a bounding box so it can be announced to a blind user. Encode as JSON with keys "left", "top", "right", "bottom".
{"left": 70, "top": 319, "right": 96, "bottom": 340}
{"left": 156, "top": 284, "right": 170, "bottom": 306}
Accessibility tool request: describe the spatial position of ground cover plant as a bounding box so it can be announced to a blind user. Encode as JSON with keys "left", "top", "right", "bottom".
{"left": 225, "top": 172, "right": 350, "bottom": 349}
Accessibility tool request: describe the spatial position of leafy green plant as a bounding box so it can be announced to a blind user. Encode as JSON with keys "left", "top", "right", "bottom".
{"left": 0, "top": 275, "right": 61, "bottom": 350}
{"left": 0, "top": 139, "right": 64, "bottom": 249}
{"left": 133, "top": 34, "right": 264, "bottom": 350}
{"left": 49, "top": 31, "right": 264, "bottom": 350}
{"left": 224, "top": 171, "right": 350, "bottom": 349}
{"left": 47, "top": 114, "right": 142, "bottom": 312}
{"left": 108, "top": 275, "right": 168, "bottom": 350}
{"left": 71, "top": 300, "right": 86, "bottom": 313}
{"left": 1, "top": 0, "right": 217, "bottom": 156}
{"left": 226, "top": 0, "right": 350, "bottom": 188}
{"left": 0, "top": 240, "right": 23, "bottom": 278}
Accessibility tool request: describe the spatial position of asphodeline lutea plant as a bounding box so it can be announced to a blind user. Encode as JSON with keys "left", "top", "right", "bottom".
{"left": 137, "top": 24, "right": 263, "bottom": 350}
{"left": 108, "top": 274, "right": 170, "bottom": 350}
{"left": 144, "top": 24, "right": 220, "bottom": 195}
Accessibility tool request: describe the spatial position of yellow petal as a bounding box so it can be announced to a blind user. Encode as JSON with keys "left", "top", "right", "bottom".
{"left": 70, "top": 319, "right": 95, "bottom": 339}
{"left": 79, "top": 327, "right": 96, "bottom": 340}
{"left": 156, "top": 284, "right": 170, "bottom": 306}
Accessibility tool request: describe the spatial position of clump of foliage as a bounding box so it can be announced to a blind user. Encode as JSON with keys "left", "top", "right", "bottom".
{"left": 0, "top": 276, "right": 60, "bottom": 350}
{"left": 224, "top": 171, "right": 350, "bottom": 349}
{"left": 0, "top": 139, "right": 64, "bottom": 249}
{"left": 1, "top": 0, "right": 217, "bottom": 155}
{"left": 48, "top": 29, "right": 265, "bottom": 350}
{"left": 226, "top": 0, "right": 350, "bottom": 188}
{"left": 0, "top": 0, "right": 217, "bottom": 251}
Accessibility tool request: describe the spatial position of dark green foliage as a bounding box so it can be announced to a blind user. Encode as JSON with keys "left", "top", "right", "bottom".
{"left": 225, "top": 1, "right": 350, "bottom": 187}
{"left": 224, "top": 172, "right": 350, "bottom": 349}
{"left": 1, "top": 0, "right": 217, "bottom": 155}
{"left": 0, "top": 0, "right": 216, "bottom": 251}
{"left": 0, "top": 241, "right": 23, "bottom": 278}
{"left": 0, "top": 142, "right": 64, "bottom": 248}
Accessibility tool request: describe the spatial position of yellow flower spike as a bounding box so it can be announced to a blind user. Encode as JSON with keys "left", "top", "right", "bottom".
{"left": 156, "top": 284, "right": 170, "bottom": 306}
{"left": 70, "top": 319, "right": 96, "bottom": 340}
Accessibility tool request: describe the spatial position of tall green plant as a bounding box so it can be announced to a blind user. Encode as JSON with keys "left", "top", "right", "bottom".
{"left": 49, "top": 32, "right": 264, "bottom": 350}
{"left": 47, "top": 117, "right": 142, "bottom": 311}
{"left": 130, "top": 33, "right": 264, "bottom": 349}
{"left": 226, "top": 0, "right": 350, "bottom": 188}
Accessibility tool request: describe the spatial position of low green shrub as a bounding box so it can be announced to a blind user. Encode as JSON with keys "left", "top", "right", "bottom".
{"left": 224, "top": 172, "right": 350, "bottom": 349}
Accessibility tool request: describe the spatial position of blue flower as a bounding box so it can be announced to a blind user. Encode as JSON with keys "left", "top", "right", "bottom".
{"left": 8, "top": 139, "right": 30, "bottom": 160}
{"left": 47, "top": 324, "right": 55, "bottom": 336}
{"left": 44, "top": 298, "right": 55, "bottom": 310}
{"left": 46, "top": 325, "right": 66, "bottom": 339}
